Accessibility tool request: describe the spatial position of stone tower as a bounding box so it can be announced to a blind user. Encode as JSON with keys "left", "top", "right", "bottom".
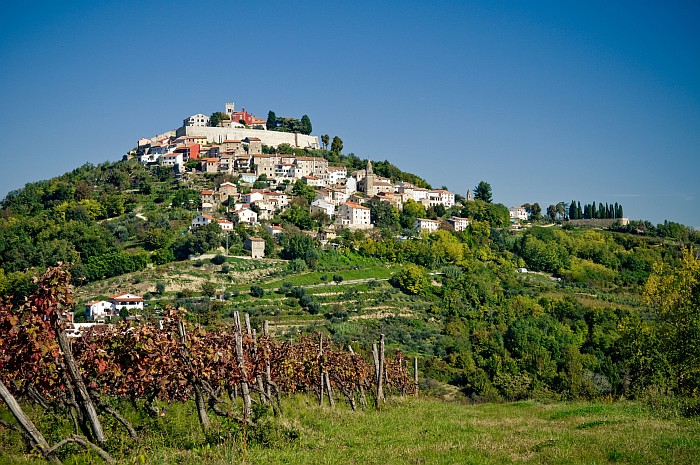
{"left": 466, "top": 188, "right": 474, "bottom": 201}
{"left": 364, "top": 159, "right": 375, "bottom": 195}
{"left": 225, "top": 102, "right": 235, "bottom": 116}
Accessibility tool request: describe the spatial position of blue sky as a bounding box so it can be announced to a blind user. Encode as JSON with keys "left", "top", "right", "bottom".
{"left": 1, "top": 1, "right": 698, "bottom": 227}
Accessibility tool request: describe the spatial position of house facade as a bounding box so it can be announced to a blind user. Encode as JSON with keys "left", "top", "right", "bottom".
{"left": 335, "top": 202, "right": 372, "bottom": 229}
{"left": 245, "top": 237, "right": 266, "bottom": 259}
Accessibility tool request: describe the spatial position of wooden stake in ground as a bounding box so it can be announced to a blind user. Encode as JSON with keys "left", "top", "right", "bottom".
{"left": 376, "top": 334, "right": 385, "bottom": 409}
{"left": 414, "top": 357, "right": 419, "bottom": 398}
{"left": 348, "top": 345, "right": 367, "bottom": 409}
{"left": 235, "top": 329, "right": 253, "bottom": 420}
{"left": 324, "top": 371, "right": 335, "bottom": 408}
{"left": 318, "top": 332, "right": 324, "bottom": 406}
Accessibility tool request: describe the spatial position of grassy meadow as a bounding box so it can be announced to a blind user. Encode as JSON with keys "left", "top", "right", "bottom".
{"left": 3, "top": 397, "right": 698, "bottom": 464}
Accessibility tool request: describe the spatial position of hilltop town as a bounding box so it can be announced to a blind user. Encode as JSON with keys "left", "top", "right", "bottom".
{"left": 135, "top": 101, "right": 467, "bottom": 237}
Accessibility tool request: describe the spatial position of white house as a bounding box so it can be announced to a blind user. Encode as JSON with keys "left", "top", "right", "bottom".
{"left": 191, "top": 214, "right": 215, "bottom": 229}
{"left": 85, "top": 300, "right": 114, "bottom": 322}
{"left": 160, "top": 152, "right": 184, "bottom": 168}
{"left": 326, "top": 166, "right": 348, "bottom": 185}
{"left": 216, "top": 219, "right": 234, "bottom": 231}
{"left": 428, "top": 190, "right": 456, "bottom": 209}
{"left": 311, "top": 198, "right": 336, "bottom": 218}
{"left": 241, "top": 190, "right": 265, "bottom": 204}
{"left": 447, "top": 217, "right": 470, "bottom": 232}
{"left": 335, "top": 202, "right": 372, "bottom": 229}
{"left": 414, "top": 218, "right": 440, "bottom": 233}
{"left": 509, "top": 206, "right": 529, "bottom": 221}
{"left": 183, "top": 113, "right": 210, "bottom": 127}
{"left": 265, "top": 224, "right": 284, "bottom": 236}
{"left": 235, "top": 207, "right": 258, "bottom": 224}
{"left": 110, "top": 293, "right": 144, "bottom": 313}
{"left": 302, "top": 175, "right": 326, "bottom": 187}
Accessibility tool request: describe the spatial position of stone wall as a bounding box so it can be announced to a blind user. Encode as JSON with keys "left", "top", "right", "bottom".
{"left": 176, "top": 126, "right": 319, "bottom": 149}
{"left": 567, "top": 218, "right": 630, "bottom": 228}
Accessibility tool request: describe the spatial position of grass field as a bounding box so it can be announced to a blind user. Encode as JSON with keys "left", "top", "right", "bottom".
{"left": 3, "top": 397, "right": 698, "bottom": 464}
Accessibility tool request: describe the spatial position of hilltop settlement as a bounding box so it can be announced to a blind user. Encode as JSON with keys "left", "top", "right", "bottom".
{"left": 136, "top": 101, "right": 464, "bottom": 234}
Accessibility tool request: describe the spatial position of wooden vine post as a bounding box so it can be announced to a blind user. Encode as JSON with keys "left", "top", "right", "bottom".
{"left": 235, "top": 326, "right": 253, "bottom": 420}
{"left": 414, "top": 357, "right": 419, "bottom": 398}
{"left": 0, "top": 380, "right": 59, "bottom": 463}
{"left": 348, "top": 344, "right": 367, "bottom": 409}
{"left": 263, "top": 320, "right": 272, "bottom": 401}
{"left": 318, "top": 332, "right": 324, "bottom": 406}
{"left": 375, "top": 334, "right": 385, "bottom": 409}
{"left": 56, "top": 316, "right": 106, "bottom": 444}
{"left": 177, "top": 321, "right": 211, "bottom": 432}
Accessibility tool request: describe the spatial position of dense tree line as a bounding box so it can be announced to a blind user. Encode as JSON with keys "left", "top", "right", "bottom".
{"left": 567, "top": 200, "right": 624, "bottom": 220}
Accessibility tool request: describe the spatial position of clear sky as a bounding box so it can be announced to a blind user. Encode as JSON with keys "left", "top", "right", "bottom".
{"left": 1, "top": 1, "right": 698, "bottom": 227}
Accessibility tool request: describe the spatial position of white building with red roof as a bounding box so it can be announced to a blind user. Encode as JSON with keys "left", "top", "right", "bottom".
{"left": 85, "top": 300, "right": 114, "bottom": 322}
{"left": 335, "top": 202, "right": 372, "bottom": 229}
{"left": 110, "top": 293, "right": 144, "bottom": 313}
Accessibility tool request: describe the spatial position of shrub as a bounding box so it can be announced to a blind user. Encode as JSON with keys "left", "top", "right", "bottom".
{"left": 288, "top": 259, "right": 307, "bottom": 272}
{"left": 211, "top": 254, "right": 227, "bottom": 265}
{"left": 289, "top": 286, "right": 306, "bottom": 299}
{"left": 250, "top": 285, "right": 265, "bottom": 298}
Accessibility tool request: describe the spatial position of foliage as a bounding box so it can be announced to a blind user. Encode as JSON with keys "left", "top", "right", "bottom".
{"left": 250, "top": 285, "right": 265, "bottom": 298}
{"left": 331, "top": 136, "right": 343, "bottom": 154}
{"left": 639, "top": 248, "right": 700, "bottom": 394}
{"left": 474, "top": 181, "right": 493, "bottom": 203}
{"left": 266, "top": 111, "right": 277, "bottom": 130}
{"left": 209, "top": 111, "right": 230, "bottom": 127}
{"left": 390, "top": 264, "right": 428, "bottom": 295}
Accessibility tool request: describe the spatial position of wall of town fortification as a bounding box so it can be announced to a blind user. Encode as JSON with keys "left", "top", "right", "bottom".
{"left": 176, "top": 126, "right": 319, "bottom": 149}
{"left": 567, "top": 218, "right": 630, "bottom": 228}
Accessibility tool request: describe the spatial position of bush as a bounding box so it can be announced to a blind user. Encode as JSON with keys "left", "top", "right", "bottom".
{"left": 250, "top": 285, "right": 264, "bottom": 298}
{"left": 288, "top": 259, "right": 308, "bottom": 272}
{"left": 278, "top": 281, "right": 293, "bottom": 294}
{"left": 289, "top": 286, "right": 306, "bottom": 299}
{"left": 306, "top": 301, "right": 322, "bottom": 315}
{"left": 332, "top": 274, "right": 344, "bottom": 285}
{"left": 211, "top": 254, "right": 227, "bottom": 265}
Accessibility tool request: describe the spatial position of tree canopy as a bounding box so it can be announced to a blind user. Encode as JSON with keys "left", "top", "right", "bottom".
{"left": 474, "top": 181, "right": 493, "bottom": 203}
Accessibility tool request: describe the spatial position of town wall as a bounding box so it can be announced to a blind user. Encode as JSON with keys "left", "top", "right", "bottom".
{"left": 567, "top": 218, "right": 630, "bottom": 228}
{"left": 175, "top": 126, "right": 319, "bottom": 149}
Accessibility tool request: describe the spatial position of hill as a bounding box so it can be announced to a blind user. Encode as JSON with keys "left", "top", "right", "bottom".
{"left": 1, "top": 135, "right": 699, "bottom": 464}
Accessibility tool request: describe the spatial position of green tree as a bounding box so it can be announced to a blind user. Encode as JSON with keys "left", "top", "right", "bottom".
{"left": 474, "top": 181, "right": 493, "bottom": 203}
{"left": 266, "top": 111, "right": 277, "bottom": 130}
{"left": 200, "top": 281, "right": 217, "bottom": 298}
{"left": 250, "top": 285, "right": 264, "bottom": 298}
{"left": 321, "top": 134, "right": 330, "bottom": 150}
{"left": 547, "top": 204, "right": 557, "bottom": 222}
{"left": 390, "top": 264, "right": 428, "bottom": 295}
{"left": 209, "top": 112, "right": 230, "bottom": 127}
{"left": 282, "top": 233, "right": 317, "bottom": 261}
{"left": 300, "top": 115, "right": 312, "bottom": 135}
{"left": 400, "top": 199, "right": 427, "bottom": 229}
{"left": 291, "top": 179, "right": 316, "bottom": 204}
{"left": 642, "top": 248, "right": 700, "bottom": 394}
{"left": 331, "top": 136, "right": 343, "bottom": 154}
{"left": 367, "top": 199, "right": 400, "bottom": 230}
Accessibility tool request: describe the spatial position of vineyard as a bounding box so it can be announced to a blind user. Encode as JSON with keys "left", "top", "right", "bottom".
{"left": 0, "top": 266, "right": 414, "bottom": 464}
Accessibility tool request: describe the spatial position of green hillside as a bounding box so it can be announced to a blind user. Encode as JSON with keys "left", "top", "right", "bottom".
{"left": 1, "top": 148, "right": 699, "bottom": 464}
